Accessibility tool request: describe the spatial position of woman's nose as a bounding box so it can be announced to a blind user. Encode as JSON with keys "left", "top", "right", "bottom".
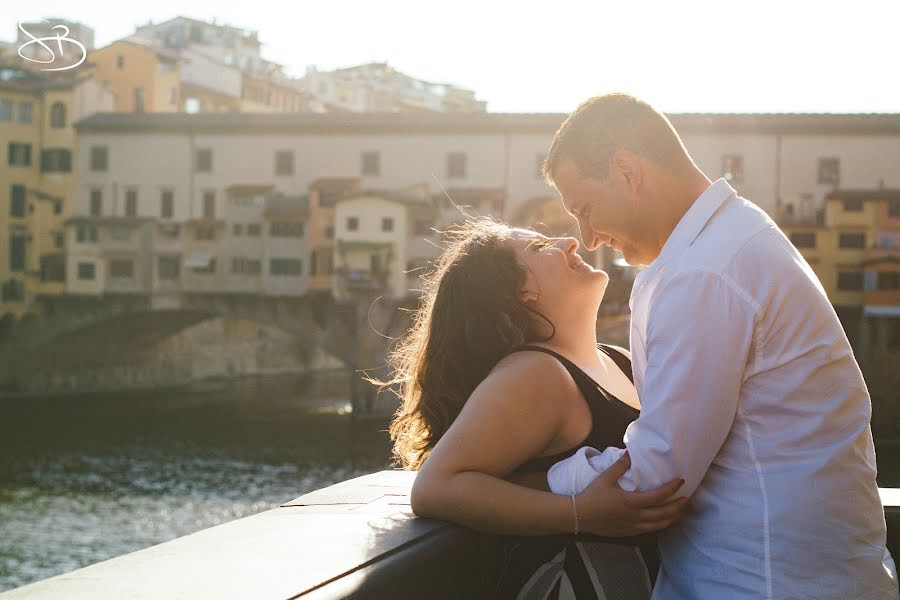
{"left": 556, "top": 237, "right": 580, "bottom": 253}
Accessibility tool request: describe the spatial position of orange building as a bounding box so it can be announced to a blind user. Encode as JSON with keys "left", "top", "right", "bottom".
{"left": 89, "top": 39, "right": 181, "bottom": 113}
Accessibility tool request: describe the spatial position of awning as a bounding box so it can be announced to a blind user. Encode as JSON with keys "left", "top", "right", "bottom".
{"left": 184, "top": 253, "right": 213, "bottom": 268}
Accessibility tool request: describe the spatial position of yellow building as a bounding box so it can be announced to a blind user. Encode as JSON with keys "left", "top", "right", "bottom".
{"left": 780, "top": 190, "right": 900, "bottom": 313}
{"left": 89, "top": 39, "right": 181, "bottom": 113}
{"left": 0, "top": 64, "right": 114, "bottom": 317}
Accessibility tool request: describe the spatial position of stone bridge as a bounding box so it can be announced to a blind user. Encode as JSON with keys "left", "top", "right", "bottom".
{"left": 0, "top": 292, "right": 411, "bottom": 399}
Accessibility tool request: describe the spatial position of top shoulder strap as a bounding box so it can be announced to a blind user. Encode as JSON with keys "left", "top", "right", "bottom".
{"left": 598, "top": 344, "right": 634, "bottom": 384}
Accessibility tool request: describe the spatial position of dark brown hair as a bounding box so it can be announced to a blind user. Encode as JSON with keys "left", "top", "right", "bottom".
{"left": 543, "top": 93, "right": 690, "bottom": 183}
{"left": 381, "top": 217, "right": 554, "bottom": 470}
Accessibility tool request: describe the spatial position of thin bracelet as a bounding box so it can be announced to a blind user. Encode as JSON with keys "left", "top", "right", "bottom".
{"left": 570, "top": 493, "right": 580, "bottom": 535}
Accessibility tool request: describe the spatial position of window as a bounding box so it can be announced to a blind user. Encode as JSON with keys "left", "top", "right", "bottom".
{"left": 159, "top": 223, "right": 180, "bottom": 239}
{"left": 17, "top": 102, "right": 32, "bottom": 123}
{"left": 0, "top": 100, "right": 11, "bottom": 121}
{"left": 158, "top": 256, "right": 180, "bottom": 280}
{"left": 270, "top": 258, "right": 303, "bottom": 276}
{"left": 232, "top": 223, "right": 243, "bottom": 236}
{"left": 789, "top": 232, "right": 817, "bottom": 249}
{"left": 535, "top": 154, "right": 546, "bottom": 180}
{"left": 231, "top": 257, "right": 262, "bottom": 275}
{"left": 50, "top": 102, "right": 66, "bottom": 128}
{"left": 447, "top": 152, "right": 467, "bottom": 178}
{"left": 722, "top": 154, "right": 744, "bottom": 183}
{"left": 842, "top": 197, "right": 863, "bottom": 212}
{"left": 109, "top": 259, "right": 134, "bottom": 279}
{"left": 10, "top": 185, "right": 26, "bottom": 218}
{"left": 77, "top": 262, "right": 96, "bottom": 280}
{"left": 370, "top": 253, "right": 382, "bottom": 273}
{"left": 195, "top": 226, "right": 216, "bottom": 241}
{"left": 161, "top": 190, "right": 174, "bottom": 219}
{"left": 346, "top": 216, "right": 359, "bottom": 231}
{"left": 116, "top": 54, "right": 124, "bottom": 69}
{"left": 40, "top": 255, "right": 64, "bottom": 282}
{"left": 196, "top": 148, "right": 212, "bottom": 173}
{"left": 1, "top": 278, "right": 25, "bottom": 301}
{"left": 193, "top": 258, "right": 216, "bottom": 275}
{"left": 837, "top": 271, "right": 863, "bottom": 291}
{"left": 134, "top": 87, "right": 145, "bottom": 113}
{"left": 361, "top": 151, "right": 380, "bottom": 176}
{"left": 890, "top": 198, "right": 900, "bottom": 218}
{"left": 8, "top": 143, "right": 31, "bottom": 166}
{"left": 54, "top": 233, "right": 64, "bottom": 249}
{"left": 54, "top": 200, "right": 62, "bottom": 215}
{"left": 90, "top": 189, "right": 102, "bottom": 216}
{"left": 90, "top": 146, "right": 108, "bottom": 171}
{"left": 202, "top": 191, "right": 216, "bottom": 219}
{"left": 382, "top": 217, "right": 394, "bottom": 232}
{"left": 40, "top": 149, "right": 72, "bottom": 172}
{"left": 818, "top": 158, "right": 840, "bottom": 185}
{"left": 269, "top": 221, "right": 305, "bottom": 237}
{"left": 838, "top": 233, "right": 866, "bottom": 249}
{"left": 310, "top": 249, "right": 334, "bottom": 276}
{"left": 76, "top": 224, "right": 98, "bottom": 243}
{"left": 877, "top": 271, "right": 900, "bottom": 290}
{"left": 125, "top": 189, "right": 138, "bottom": 217}
{"left": 275, "top": 150, "right": 294, "bottom": 175}
{"left": 9, "top": 234, "right": 26, "bottom": 272}
{"left": 247, "top": 223, "right": 262, "bottom": 236}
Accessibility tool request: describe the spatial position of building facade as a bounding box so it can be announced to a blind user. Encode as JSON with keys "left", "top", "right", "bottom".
{"left": 25, "top": 110, "right": 895, "bottom": 319}
{"left": 1, "top": 65, "right": 114, "bottom": 316}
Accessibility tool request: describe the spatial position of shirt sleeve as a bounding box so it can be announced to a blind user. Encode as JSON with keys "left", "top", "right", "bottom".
{"left": 616, "top": 269, "right": 757, "bottom": 496}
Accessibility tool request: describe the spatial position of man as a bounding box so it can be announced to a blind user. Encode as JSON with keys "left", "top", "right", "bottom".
{"left": 546, "top": 94, "right": 897, "bottom": 599}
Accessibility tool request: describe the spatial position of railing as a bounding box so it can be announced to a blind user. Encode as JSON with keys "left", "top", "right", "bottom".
{"left": 3, "top": 471, "right": 899, "bottom": 599}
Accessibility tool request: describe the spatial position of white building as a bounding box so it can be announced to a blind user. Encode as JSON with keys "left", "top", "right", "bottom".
{"left": 69, "top": 111, "right": 900, "bottom": 299}
{"left": 302, "top": 63, "right": 486, "bottom": 113}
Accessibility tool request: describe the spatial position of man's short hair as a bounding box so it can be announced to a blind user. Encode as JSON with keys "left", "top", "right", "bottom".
{"left": 543, "top": 93, "right": 689, "bottom": 184}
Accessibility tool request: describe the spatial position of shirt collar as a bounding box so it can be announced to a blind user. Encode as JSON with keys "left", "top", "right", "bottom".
{"left": 649, "top": 177, "right": 736, "bottom": 270}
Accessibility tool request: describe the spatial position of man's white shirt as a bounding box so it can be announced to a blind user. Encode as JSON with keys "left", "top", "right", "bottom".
{"left": 607, "top": 178, "right": 896, "bottom": 599}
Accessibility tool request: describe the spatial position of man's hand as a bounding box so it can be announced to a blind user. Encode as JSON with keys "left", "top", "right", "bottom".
{"left": 576, "top": 452, "right": 689, "bottom": 536}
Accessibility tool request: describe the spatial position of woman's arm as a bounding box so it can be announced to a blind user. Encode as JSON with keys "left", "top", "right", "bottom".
{"left": 410, "top": 353, "right": 688, "bottom": 536}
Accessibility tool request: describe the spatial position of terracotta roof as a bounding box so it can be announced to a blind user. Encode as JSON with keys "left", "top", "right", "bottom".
{"left": 73, "top": 111, "right": 900, "bottom": 136}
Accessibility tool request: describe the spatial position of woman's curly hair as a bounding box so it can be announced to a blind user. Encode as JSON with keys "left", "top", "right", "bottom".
{"left": 381, "top": 217, "right": 555, "bottom": 470}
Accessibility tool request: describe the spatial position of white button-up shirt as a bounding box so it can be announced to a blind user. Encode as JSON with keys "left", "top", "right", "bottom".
{"left": 616, "top": 178, "right": 896, "bottom": 599}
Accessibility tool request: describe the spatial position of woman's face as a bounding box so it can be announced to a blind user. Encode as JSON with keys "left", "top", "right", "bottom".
{"left": 506, "top": 228, "right": 610, "bottom": 310}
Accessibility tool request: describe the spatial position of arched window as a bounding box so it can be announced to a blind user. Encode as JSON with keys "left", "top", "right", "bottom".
{"left": 50, "top": 102, "right": 66, "bottom": 128}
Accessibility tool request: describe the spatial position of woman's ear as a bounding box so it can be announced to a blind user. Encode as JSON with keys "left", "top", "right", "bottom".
{"left": 520, "top": 289, "right": 539, "bottom": 304}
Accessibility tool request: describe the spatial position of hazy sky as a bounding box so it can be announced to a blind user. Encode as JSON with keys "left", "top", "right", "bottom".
{"left": 3, "top": 0, "right": 898, "bottom": 114}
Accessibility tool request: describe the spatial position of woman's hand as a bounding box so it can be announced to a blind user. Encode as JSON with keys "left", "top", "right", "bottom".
{"left": 576, "top": 452, "right": 690, "bottom": 536}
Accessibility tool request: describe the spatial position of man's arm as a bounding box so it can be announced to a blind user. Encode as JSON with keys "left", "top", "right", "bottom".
{"left": 613, "top": 270, "right": 756, "bottom": 496}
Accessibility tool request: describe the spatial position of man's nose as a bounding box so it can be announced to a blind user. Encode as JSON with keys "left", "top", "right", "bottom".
{"left": 578, "top": 220, "right": 601, "bottom": 251}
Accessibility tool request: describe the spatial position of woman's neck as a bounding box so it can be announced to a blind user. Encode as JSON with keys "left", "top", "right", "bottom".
{"left": 533, "top": 310, "right": 601, "bottom": 365}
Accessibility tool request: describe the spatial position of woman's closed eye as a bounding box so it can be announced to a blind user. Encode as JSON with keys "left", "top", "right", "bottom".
{"left": 526, "top": 238, "right": 555, "bottom": 252}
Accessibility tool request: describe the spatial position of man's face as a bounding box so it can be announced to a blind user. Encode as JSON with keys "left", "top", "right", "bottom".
{"left": 552, "top": 159, "right": 650, "bottom": 265}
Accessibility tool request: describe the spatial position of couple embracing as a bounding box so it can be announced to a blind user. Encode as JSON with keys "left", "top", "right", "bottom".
{"left": 384, "top": 94, "right": 898, "bottom": 600}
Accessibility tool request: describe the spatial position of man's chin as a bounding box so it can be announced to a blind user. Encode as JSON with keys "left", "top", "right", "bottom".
{"left": 620, "top": 248, "right": 648, "bottom": 267}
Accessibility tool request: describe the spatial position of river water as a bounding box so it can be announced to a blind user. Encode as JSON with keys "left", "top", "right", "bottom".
{"left": 0, "top": 378, "right": 393, "bottom": 593}
{"left": 2, "top": 379, "right": 899, "bottom": 594}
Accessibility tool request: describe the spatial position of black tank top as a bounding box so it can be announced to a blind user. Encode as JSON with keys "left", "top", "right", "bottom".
{"left": 513, "top": 343, "right": 639, "bottom": 474}
{"left": 481, "top": 343, "right": 658, "bottom": 599}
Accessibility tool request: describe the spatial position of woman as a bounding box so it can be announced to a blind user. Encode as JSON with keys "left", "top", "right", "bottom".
{"left": 381, "top": 218, "right": 688, "bottom": 599}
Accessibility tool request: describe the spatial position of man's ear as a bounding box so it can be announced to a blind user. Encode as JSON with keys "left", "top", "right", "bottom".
{"left": 612, "top": 149, "right": 643, "bottom": 193}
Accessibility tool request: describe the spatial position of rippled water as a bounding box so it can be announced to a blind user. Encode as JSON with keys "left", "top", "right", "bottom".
{"left": 0, "top": 380, "right": 392, "bottom": 593}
